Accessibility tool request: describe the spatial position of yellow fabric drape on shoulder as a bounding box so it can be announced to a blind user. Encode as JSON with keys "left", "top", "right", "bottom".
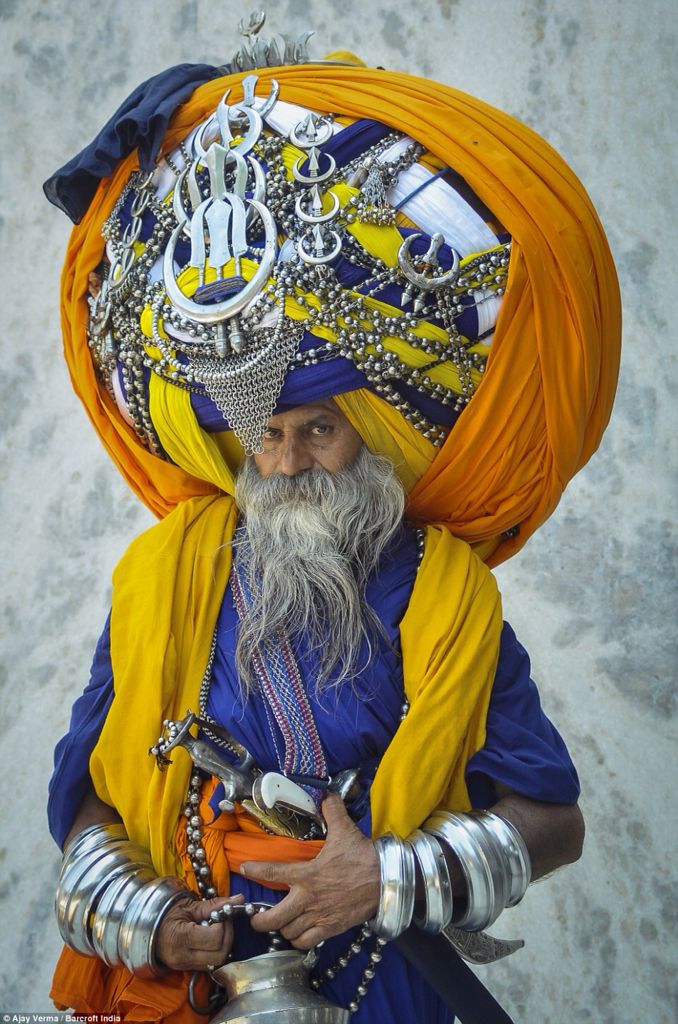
{"left": 89, "top": 496, "right": 238, "bottom": 873}
{"left": 371, "top": 524, "right": 502, "bottom": 837}
{"left": 60, "top": 64, "right": 621, "bottom": 566}
{"left": 90, "top": 498, "right": 501, "bottom": 876}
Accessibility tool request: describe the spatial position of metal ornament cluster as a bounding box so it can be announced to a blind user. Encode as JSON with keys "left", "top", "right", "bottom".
{"left": 151, "top": 708, "right": 328, "bottom": 845}
{"left": 226, "top": 10, "right": 315, "bottom": 74}
{"left": 291, "top": 114, "right": 343, "bottom": 266}
{"left": 89, "top": 71, "right": 510, "bottom": 456}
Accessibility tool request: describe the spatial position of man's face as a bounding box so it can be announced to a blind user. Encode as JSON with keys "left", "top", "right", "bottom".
{"left": 252, "top": 399, "right": 363, "bottom": 479}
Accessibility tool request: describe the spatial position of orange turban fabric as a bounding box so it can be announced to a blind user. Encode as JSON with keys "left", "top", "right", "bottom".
{"left": 58, "top": 64, "right": 620, "bottom": 565}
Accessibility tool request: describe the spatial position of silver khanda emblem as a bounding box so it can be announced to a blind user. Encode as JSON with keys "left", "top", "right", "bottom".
{"left": 162, "top": 77, "right": 278, "bottom": 356}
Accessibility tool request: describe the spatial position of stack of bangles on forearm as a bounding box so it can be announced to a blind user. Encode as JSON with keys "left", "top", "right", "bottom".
{"left": 371, "top": 811, "right": 531, "bottom": 940}
{"left": 55, "top": 811, "right": 531, "bottom": 974}
{"left": 55, "top": 823, "right": 193, "bottom": 976}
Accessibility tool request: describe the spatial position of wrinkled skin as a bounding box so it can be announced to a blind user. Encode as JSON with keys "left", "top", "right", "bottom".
{"left": 241, "top": 793, "right": 380, "bottom": 949}
{"left": 155, "top": 892, "right": 243, "bottom": 972}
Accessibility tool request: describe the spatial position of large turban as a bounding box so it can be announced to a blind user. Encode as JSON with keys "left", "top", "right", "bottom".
{"left": 49, "top": 59, "right": 620, "bottom": 566}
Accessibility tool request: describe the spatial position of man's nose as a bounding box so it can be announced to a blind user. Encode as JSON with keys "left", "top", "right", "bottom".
{"left": 277, "top": 435, "right": 314, "bottom": 476}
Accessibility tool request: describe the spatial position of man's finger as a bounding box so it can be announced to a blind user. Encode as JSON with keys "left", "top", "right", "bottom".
{"left": 290, "top": 925, "right": 326, "bottom": 951}
{"left": 279, "top": 913, "right": 316, "bottom": 941}
{"left": 184, "top": 920, "right": 232, "bottom": 952}
{"left": 240, "top": 859, "right": 304, "bottom": 885}
{"left": 249, "top": 890, "right": 306, "bottom": 932}
{"left": 191, "top": 893, "right": 244, "bottom": 924}
{"left": 192, "top": 923, "right": 234, "bottom": 967}
{"left": 181, "top": 947, "right": 230, "bottom": 971}
{"left": 321, "top": 792, "right": 352, "bottom": 834}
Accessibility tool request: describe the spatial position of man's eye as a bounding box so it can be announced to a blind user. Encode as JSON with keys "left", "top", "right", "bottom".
{"left": 311, "top": 424, "right": 331, "bottom": 436}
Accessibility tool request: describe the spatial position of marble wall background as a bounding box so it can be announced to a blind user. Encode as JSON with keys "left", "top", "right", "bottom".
{"left": 0, "top": 0, "right": 675, "bottom": 1020}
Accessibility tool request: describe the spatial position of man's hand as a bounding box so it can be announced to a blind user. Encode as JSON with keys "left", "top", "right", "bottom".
{"left": 155, "top": 894, "right": 243, "bottom": 971}
{"left": 240, "top": 793, "right": 380, "bottom": 949}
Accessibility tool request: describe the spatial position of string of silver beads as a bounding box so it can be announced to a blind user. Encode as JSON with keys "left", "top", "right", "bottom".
{"left": 204, "top": 901, "right": 285, "bottom": 954}
{"left": 183, "top": 767, "right": 218, "bottom": 900}
{"left": 310, "top": 923, "right": 388, "bottom": 1017}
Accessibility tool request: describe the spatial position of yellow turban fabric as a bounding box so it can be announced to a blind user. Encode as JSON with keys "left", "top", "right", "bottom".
{"left": 59, "top": 64, "right": 620, "bottom": 565}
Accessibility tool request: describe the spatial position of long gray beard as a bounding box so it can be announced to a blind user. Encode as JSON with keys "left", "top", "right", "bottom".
{"left": 233, "top": 446, "right": 406, "bottom": 693}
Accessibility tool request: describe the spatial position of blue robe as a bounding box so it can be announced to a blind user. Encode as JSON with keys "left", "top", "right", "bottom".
{"left": 49, "top": 526, "right": 579, "bottom": 1022}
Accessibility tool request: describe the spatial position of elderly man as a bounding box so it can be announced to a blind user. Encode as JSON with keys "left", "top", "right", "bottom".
{"left": 51, "top": 398, "right": 583, "bottom": 1020}
{"left": 45, "top": 19, "right": 619, "bottom": 1024}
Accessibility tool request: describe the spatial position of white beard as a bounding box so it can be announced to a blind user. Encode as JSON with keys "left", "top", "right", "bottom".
{"left": 233, "top": 446, "right": 406, "bottom": 692}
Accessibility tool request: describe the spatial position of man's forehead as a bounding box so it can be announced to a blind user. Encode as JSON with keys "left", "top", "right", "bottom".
{"left": 265, "top": 400, "right": 342, "bottom": 426}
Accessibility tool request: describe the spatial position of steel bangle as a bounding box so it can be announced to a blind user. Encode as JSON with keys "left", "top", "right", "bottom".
{"left": 67, "top": 849, "right": 152, "bottom": 956}
{"left": 407, "top": 829, "right": 453, "bottom": 933}
{"left": 399, "top": 837, "right": 416, "bottom": 936}
{"left": 91, "top": 864, "right": 159, "bottom": 965}
{"left": 471, "top": 811, "right": 531, "bottom": 906}
{"left": 56, "top": 822, "right": 156, "bottom": 957}
{"left": 423, "top": 810, "right": 532, "bottom": 932}
{"left": 463, "top": 814, "right": 511, "bottom": 914}
{"left": 63, "top": 822, "right": 128, "bottom": 860}
{"left": 57, "top": 845, "right": 129, "bottom": 955}
{"left": 370, "top": 833, "right": 416, "bottom": 940}
{"left": 56, "top": 824, "right": 191, "bottom": 975}
{"left": 119, "top": 876, "right": 193, "bottom": 977}
{"left": 424, "top": 812, "right": 497, "bottom": 931}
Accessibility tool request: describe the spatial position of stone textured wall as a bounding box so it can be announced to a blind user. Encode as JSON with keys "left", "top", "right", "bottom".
{"left": 1, "top": 1, "right": 675, "bottom": 1020}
